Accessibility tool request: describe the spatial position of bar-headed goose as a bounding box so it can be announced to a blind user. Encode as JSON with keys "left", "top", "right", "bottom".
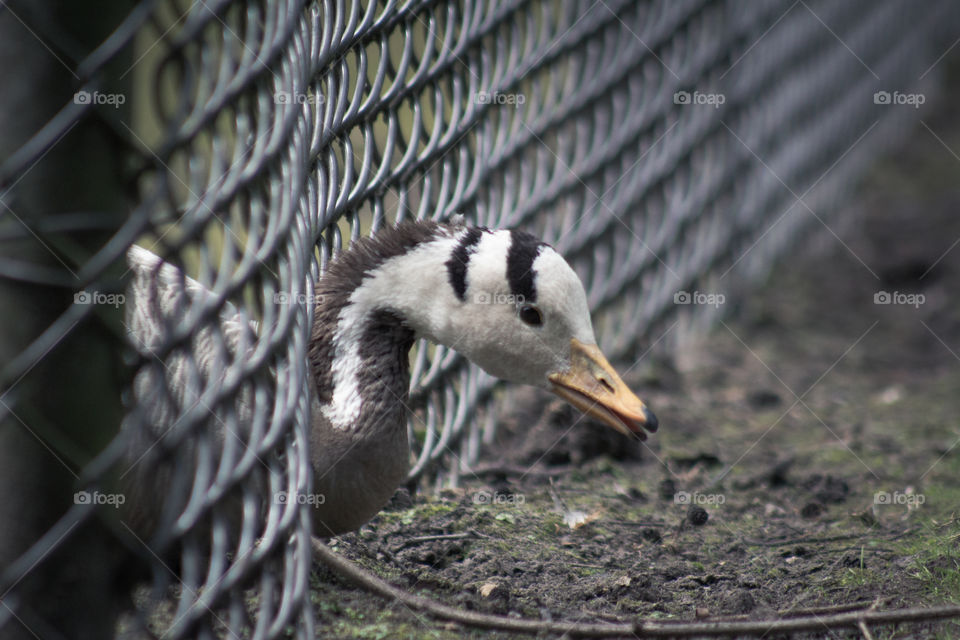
{"left": 124, "top": 219, "right": 657, "bottom": 538}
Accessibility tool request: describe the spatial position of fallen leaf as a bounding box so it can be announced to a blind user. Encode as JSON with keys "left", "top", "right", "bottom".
{"left": 564, "top": 509, "right": 601, "bottom": 530}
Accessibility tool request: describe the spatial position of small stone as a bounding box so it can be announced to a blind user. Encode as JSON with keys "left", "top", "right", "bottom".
{"left": 766, "top": 458, "right": 794, "bottom": 487}
{"left": 642, "top": 528, "right": 663, "bottom": 544}
{"left": 842, "top": 553, "right": 865, "bottom": 569}
{"left": 687, "top": 506, "right": 709, "bottom": 526}
{"left": 748, "top": 389, "right": 782, "bottom": 408}
{"left": 384, "top": 487, "right": 413, "bottom": 511}
{"left": 479, "top": 582, "right": 501, "bottom": 598}
{"left": 764, "top": 502, "right": 786, "bottom": 518}
{"left": 879, "top": 385, "right": 903, "bottom": 404}
{"left": 801, "top": 502, "right": 823, "bottom": 519}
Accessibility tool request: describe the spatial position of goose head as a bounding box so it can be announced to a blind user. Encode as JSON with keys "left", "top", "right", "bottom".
{"left": 424, "top": 229, "right": 657, "bottom": 437}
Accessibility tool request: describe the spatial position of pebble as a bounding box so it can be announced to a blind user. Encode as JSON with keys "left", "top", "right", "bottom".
{"left": 687, "top": 506, "right": 709, "bottom": 526}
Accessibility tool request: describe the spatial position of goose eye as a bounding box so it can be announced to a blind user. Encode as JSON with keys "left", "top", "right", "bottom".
{"left": 519, "top": 304, "right": 543, "bottom": 327}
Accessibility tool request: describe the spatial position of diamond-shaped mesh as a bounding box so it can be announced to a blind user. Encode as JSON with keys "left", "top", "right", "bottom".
{"left": 0, "top": 1, "right": 955, "bottom": 637}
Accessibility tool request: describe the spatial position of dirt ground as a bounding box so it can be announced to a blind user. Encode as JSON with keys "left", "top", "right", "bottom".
{"left": 312, "top": 92, "right": 960, "bottom": 637}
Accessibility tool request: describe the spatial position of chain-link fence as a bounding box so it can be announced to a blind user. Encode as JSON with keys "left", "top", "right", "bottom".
{"left": 1, "top": 0, "right": 956, "bottom": 638}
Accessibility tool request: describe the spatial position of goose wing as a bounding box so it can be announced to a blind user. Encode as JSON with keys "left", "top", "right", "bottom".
{"left": 122, "top": 245, "right": 259, "bottom": 537}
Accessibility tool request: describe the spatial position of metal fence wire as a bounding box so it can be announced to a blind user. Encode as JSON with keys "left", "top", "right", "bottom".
{"left": 1, "top": 0, "right": 957, "bottom": 637}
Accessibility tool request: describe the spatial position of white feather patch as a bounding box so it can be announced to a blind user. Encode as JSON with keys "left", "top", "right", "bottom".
{"left": 463, "top": 230, "right": 512, "bottom": 301}
{"left": 320, "top": 231, "right": 464, "bottom": 431}
{"left": 320, "top": 334, "right": 366, "bottom": 431}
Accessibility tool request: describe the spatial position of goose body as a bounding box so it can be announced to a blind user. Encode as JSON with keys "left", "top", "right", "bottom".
{"left": 124, "top": 219, "right": 657, "bottom": 537}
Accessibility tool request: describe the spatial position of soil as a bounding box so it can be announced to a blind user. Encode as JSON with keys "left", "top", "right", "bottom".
{"left": 312, "top": 86, "right": 960, "bottom": 637}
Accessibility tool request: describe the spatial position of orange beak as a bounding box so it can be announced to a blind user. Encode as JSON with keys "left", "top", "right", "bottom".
{"left": 548, "top": 339, "right": 658, "bottom": 438}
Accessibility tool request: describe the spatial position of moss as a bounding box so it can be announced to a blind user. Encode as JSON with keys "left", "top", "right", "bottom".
{"left": 892, "top": 518, "right": 960, "bottom": 603}
{"left": 376, "top": 499, "right": 456, "bottom": 526}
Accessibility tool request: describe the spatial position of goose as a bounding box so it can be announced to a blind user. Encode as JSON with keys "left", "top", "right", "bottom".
{"left": 123, "top": 218, "right": 657, "bottom": 538}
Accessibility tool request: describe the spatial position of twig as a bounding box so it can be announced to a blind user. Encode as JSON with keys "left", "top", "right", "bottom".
{"left": 685, "top": 599, "right": 889, "bottom": 624}
{"left": 311, "top": 536, "right": 960, "bottom": 638}
{"left": 391, "top": 532, "right": 475, "bottom": 552}
{"left": 778, "top": 599, "right": 888, "bottom": 618}
{"left": 466, "top": 464, "right": 576, "bottom": 478}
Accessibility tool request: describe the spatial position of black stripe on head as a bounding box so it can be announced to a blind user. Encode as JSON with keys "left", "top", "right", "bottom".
{"left": 445, "top": 227, "right": 484, "bottom": 301}
{"left": 506, "top": 229, "right": 545, "bottom": 303}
